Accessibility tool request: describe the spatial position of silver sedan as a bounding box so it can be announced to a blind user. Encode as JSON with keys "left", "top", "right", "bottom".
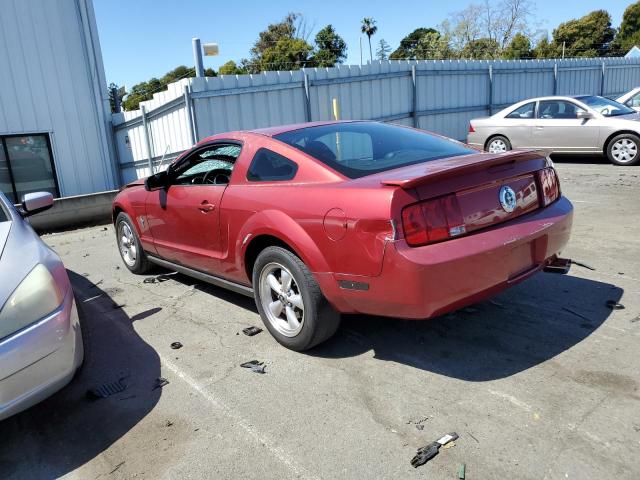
{"left": 0, "top": 191, "right": 83, "bottom": 421}
{"left": 467, "top": 95, "right": 640, "bottom": 165}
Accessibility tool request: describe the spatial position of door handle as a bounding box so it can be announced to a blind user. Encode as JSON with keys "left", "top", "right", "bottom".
{"left": 198, "top": 201, "right": 216, "bottom": 213}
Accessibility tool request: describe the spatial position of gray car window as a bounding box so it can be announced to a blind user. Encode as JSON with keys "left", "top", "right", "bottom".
{"left": 506, "top": 102, "right": 535, "bottom": 119}
{"left": 538, "top": 100, "right": 584, "bottom": 119}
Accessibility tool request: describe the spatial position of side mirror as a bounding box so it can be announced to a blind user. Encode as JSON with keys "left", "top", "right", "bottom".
{"left": 577, "top": 111, "right": 593, "bottom": 119}
{"left": 21, "top": 192, "right": 54, "bottom": 217}
{"left": 144, "top": 170, "right": 169, "bottom": 191}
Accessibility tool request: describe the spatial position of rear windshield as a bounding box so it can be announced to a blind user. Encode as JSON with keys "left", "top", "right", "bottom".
{"left": 274, "top": 122, "right": 474, "bottom": 179}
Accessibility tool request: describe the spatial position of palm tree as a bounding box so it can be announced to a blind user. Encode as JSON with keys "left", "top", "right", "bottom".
{"left": 361, "top": 18, "right": 378, "bottom": 62}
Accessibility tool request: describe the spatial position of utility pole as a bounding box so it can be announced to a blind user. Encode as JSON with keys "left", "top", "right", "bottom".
{"left": 192, "top": 38, "right": 204, "bottom": 77}
{"left": 562, "top": 41, "right": 565, "bottom": 59}
{"left": 359, "top": 37, "right": 363, "bottom": 66}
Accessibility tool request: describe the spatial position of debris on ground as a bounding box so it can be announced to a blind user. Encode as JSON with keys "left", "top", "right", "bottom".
{"left": 86, "top": 378, "right": 128, "bottom": 400}
{"left": 407, "top": 417, "right": 429, "bottom": 430}
{"left": 240, "top": 360, "right": 267, "bottom": 374}
{"left": 631, "top": 315, "right": 640, "bottom": 323}
{"left": 411, "top": 432, "right": 459, "bottom": 468}
{"left": 109, "top": 461, "right": 125, "bottom": 475}
{"left": 165, "top": 420, "right": 174, "bottom": 427}
{"left": 143, "top": 272, "right": 178, "bottom": 284}
{"left": 561, "top": 306, "right": 592, "bottom": 322}
{"left": 83, "top": 253, "right": 90, "bottom": 257}
{"left": 606, "top": 300, "right": 625, "bottom": 310}
{"left": 442, "top": 441, "right": 456, "bottom": 449}
{"left": 571, "top": 260, "right": 595, "bottom": 271}
{"left": 170, "top": 341, "right": 183, "bottom": 349}
{"left": 153, "top": 377, "right": 170, "bottom": 390}
{"left": 458, "top": 463, "right": 466, "bottom": 479}
{"left": 242, "top": 326, "right": 263, "bottom": 336}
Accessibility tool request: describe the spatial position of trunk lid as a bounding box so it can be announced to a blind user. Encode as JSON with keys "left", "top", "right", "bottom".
{"left": 380, "top": 149, "right": 550, "bottom": 236}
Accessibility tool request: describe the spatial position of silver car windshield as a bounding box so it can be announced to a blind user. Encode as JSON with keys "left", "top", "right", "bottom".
{"left": 576, "top": 96, "right": 635, "bottom": 117}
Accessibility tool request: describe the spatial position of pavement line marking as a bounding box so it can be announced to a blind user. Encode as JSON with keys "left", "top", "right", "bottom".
{"left": 487, "top": 389, "right": 532, "bottom": 412}
{"left": 160, "top": 356, "right": 319, "bottom": 480}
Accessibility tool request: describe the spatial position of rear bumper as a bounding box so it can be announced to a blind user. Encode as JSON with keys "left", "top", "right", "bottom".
{"left": 0, "top": 288, "right": 83, "bottom": 421}
{"left": 321, "top": 196, "right": 573, "bottom": 319}
{"left": 466, "top": 132, "right": 484, "bottom": 149}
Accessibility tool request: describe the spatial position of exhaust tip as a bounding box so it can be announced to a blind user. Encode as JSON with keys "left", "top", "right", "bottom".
{"left": 543, "top": 257, "right": 571, "bottom": 274}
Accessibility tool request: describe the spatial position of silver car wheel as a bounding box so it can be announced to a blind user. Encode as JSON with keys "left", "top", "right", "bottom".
{"left": 488, "top": 139, "right": 508, "bottom": 153}
{"left": 259, "top": 262, "right": 305, "bottom": 337}
{"left": 611, "top": 138, "right": 638, "bottom": 164}
{"left": 118, "top": 222, "right": 137, "bottom": 267}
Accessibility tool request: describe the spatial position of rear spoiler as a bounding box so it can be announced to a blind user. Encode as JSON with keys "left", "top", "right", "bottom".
{"left": 381, "top": 149, "right": 551, "bottom": 189}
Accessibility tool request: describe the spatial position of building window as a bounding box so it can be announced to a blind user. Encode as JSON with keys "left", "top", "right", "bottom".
{"left": 0, "top": 134, "right": 59, "bottom": 203}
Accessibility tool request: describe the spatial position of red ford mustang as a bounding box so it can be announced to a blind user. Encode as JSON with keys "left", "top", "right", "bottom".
{"left": 112, "top": 121, "right": 573, "bottom": 350}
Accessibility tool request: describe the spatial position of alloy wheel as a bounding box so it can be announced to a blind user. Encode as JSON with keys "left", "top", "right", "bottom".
{"left": 488, "top": 139, "right": 507, "bottom": 153}
{"left": 118, "top": 222, "right": 137, "bottom": 267}
{"left": 611, "top": 138, "right": 638, "bottom": 164}
{"left": 259, "top": 262, "right": 305, "bottom": 337}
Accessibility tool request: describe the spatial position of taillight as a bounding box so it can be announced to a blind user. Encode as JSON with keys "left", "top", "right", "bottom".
{"left": 537, "top": 167, "right": 560, "bottom": 207}
{"left": 468, "top": 123, "right": 475, "bottom": 133}
{"left": 401, "top": 194, "right": 466, "bottom": 247}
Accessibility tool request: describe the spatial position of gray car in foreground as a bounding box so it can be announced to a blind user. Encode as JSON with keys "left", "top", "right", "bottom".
{"left": 468, "top": 95, "right": 640, "bottom": 165}
{"left": 0, "top": 191, "right": 83, "bottom": 421}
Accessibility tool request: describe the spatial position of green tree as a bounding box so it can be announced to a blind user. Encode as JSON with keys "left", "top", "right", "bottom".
{"left": 503, "top": 33, "right": 533, "bottom": 59}
{"left": 247, "top": 13, "right": 314, "bottom": 72}
{"left": 313, "top": 25, "right": 347, "bottom": 67}
{"left": 460, "top": 38, "right": 501, "bottom": 59}
{"left": 414, "top": 30, "right": 455, "bottom": 59}
{"left": 260, "top": 37, "right": 314, "bottom": 71}
{"left": 361, "top": 17, "right": 378, "bottom": 62}
{"left": 612, "top": 1, "right": 640, "bottom": 54}
{"left": 108, "top": 82, "right": 125, "bottom": 113}
{"left": 532, "top": 37, "right": 558, "bottom": 59}
{"left": 551, "top": 10, "right": 615, "bottom": 57}
{"left": 376, "top": 39, "right": 391, "bottom": 60}
{"left": 390, "top": 28, "right": 439, "bottom": 59}
{"left": 218, "top": 60, "right": 246, "bottom": 75}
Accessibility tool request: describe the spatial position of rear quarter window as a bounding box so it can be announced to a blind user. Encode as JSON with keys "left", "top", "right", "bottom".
{"left": 247, "top": 148, "right": 298, "bottom": 182}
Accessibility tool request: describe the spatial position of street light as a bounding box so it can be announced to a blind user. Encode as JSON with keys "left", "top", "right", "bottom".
{"left": 192, "top": 38, "right": 219, "bottom": 77}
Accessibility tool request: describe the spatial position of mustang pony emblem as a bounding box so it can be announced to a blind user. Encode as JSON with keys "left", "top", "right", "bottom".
{"left": 499, "top": 186, "right": 517, "bottom": 213}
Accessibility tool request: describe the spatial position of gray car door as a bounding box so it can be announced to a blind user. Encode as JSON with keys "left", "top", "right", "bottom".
{"left": 531, "top": 100, "right": 600, "bottom": 152}
{"left": 501, "top": 101, "right": 535, "bottom": 148}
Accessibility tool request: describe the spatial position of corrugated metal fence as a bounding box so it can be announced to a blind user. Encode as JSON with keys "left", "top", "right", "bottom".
{"left": 112, "top": 57, "right": 640, "bottom": 183}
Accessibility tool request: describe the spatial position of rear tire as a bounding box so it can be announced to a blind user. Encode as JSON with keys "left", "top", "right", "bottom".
{"left": 115, "top": 212, "right": 152, "bottom": 274}
{"left": 253, "top": 246, "right": 340, "bottom": 351}
{"left": 486, "top": 135, "right": 512, "bottom": 153}
{"left": 606, "top": 133, "right": 640, "bottom": 166}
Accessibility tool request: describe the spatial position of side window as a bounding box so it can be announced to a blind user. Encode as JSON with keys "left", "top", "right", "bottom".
{"left": 506, "top": 102, "right": 535, "bottom": 119}
{"left": 173, "top": 144, "right": 240, "bottom": 185}
{"left": 627, "top": 93, "right": 640, "bottom": 108}
{"left": 247, "top": 148, "right": 298, "bottom": 182}
{"left": 538, "top": 100, "right": 584, "bottom": 119}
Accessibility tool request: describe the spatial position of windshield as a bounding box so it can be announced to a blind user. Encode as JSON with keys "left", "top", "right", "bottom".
{"left": 576, "top": 95, "right": 635, "bottom": 117}
{"left": 274, "top": 122, "right": 474, "bottom": 179}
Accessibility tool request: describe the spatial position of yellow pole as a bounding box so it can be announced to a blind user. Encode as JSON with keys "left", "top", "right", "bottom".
{"left": 332, "top": 98, "right": 341, "bottom": 161}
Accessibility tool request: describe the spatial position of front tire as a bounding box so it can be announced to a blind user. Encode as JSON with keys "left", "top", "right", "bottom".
{"left": 607, "top": 134, "right": 640, "bottom": 166}
{"left": 253, "top": 246, "right": 340, "bottom": 351}
{"left": 486, "top": 135, "right": 512, "bottom": 154}
{"left": 115, "top": 212, "right": 152, "bottom": 274}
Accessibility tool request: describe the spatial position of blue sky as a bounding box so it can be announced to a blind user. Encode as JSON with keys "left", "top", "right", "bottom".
{"left": 94, "top": 0, "right": 631, "bottom": 88}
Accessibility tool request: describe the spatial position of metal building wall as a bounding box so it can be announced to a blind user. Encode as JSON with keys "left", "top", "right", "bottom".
{"left": 0, "top": 0, "right": 116, "bottom": 197}
{"left": 113, "top": 57, "right": 640, "bottom": 181}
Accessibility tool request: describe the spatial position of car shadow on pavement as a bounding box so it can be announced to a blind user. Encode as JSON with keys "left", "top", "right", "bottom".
{"left": 311, "top": 272, "right": 623, "bottom": 382}
{"left": 0, "top": 271, "right": 162, "bottom": 480}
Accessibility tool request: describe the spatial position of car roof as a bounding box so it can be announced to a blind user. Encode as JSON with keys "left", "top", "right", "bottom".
{"left": 251, "top": 120, "right": 364, "bottom": 137}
